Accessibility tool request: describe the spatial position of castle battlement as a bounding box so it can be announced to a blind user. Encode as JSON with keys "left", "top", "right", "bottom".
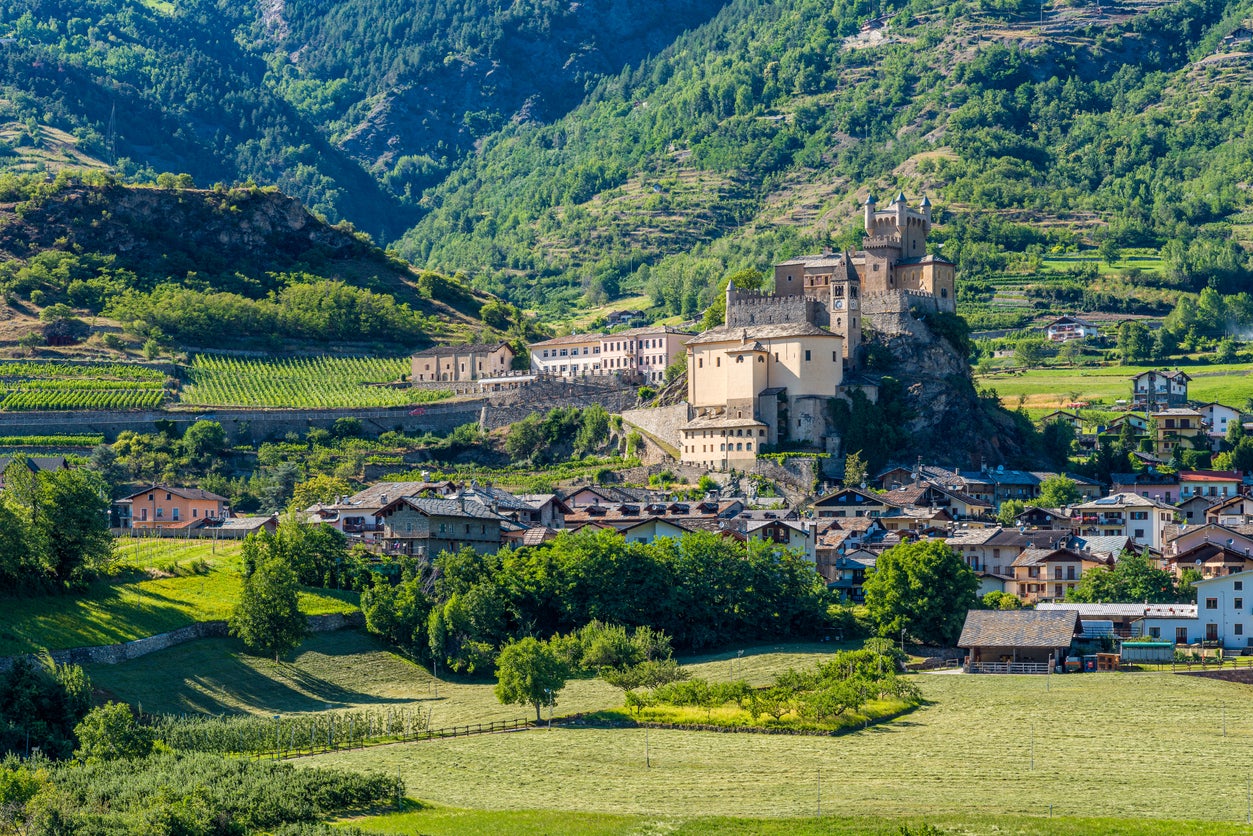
{"left": 863, "top": 235, "right": 901, "bottom": 249}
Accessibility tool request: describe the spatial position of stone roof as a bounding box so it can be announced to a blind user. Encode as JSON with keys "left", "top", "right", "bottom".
{"left": 682, "top": 414, "right": 767, "bottom": 431}
{"left": 958, "top": 610, "right": 1081, "bottom": 649}
{"left": 685, "top": 322, "right": 838, "bottom": 346}
{"left": 411, "top": 341, "right": 510, "bottom": 358}
{"left": 338, "top": 481, "right": 455, "bottom": 509}
{"left": 379, "top": 496, "right": 507, "bottom": 521}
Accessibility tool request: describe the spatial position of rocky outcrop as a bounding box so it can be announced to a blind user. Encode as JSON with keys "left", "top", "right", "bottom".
{"left": 861, "top": 312, "right": 1039, "bottom": 469}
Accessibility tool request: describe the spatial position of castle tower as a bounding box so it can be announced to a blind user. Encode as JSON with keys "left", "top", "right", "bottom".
{"left": 863, "top": 194, "right": 876, "bottom": 233}
{"left": 827, "top": 252, "right": 861, "bottom": 362}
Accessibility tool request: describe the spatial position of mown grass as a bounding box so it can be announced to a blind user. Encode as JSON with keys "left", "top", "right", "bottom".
{"left": 85, "top": 634, "right": 849, "bottom": 720}
{"left": 0, "top": 539, "right": 358, "bottom": 656}
{"left": 310, "top": 671, "right": 1253, "bottom": 824}
{"left": 350, "top": 805, "right": 1252, "bottom": 835}
{"left": 978, "top": 361, "right": 1253, "bottom": 410}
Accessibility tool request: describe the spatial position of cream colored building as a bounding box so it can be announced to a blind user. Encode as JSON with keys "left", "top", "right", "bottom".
{"left": 411, "top": 342, "right": 514, "bottom": 382}
{"left": 529, "top": 326, "right": 692, "bottom": 382}
{"left": 680, "top": 322, "right": 842, "bottom": 470}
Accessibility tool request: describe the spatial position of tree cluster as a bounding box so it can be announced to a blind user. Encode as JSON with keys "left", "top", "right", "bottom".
{"left": 363, "top": 529, "right": 831, "bottom": 674}
{"left": 0, "top": 459, "right": 113, "bottom": 593}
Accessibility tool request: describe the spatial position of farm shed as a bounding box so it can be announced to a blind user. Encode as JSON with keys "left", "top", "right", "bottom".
{"left": 958, "top": 609, "right": 1082, "bottom": 674}
{"left": 1120, "top": 641, "right": 1175, "bottom": 663}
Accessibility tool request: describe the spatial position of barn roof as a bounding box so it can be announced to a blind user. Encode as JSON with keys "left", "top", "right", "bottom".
{"left": 958, "top": 610, "right": 1081, "bottom": 649}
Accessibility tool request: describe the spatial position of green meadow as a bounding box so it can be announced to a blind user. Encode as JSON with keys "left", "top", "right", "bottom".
{"left": 0, "top": 539, "right": 357, "bottom": 656}
{"left": 312, "top": 670, "right": 1253, "bottom": 827}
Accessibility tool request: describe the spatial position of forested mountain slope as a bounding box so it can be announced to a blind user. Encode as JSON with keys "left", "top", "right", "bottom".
{"left": 0, "top": 0, "right": 727, "bottom": 241}
{"left": 398, "top": 0, "right": 1253, "bottom": 315}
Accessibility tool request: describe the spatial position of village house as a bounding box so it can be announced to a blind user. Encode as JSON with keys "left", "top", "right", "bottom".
{"left": 1178, "top": 470, "right": 1243, "bottom": 500}
{"left": 1151, "top": 408, "right": 1205, "bottom": 458}
{"left": 1164, "top": 540, "right": 1253, "bottom": 579}
{"left": 410, "top": 342, "right": 514, "bottom": 383}
{"left": 1072, "top": 493, "right": 1177, "bottom": 550}
{"left": 376, "top": 495, "right": 506, "bottom": 558}
{"left": 117, "top": 485, "right": 228, "bottom": 529}
{"left": 1015, "top": 506, "right": 1072, "bottom": 529}
{"left": 813, "top": 486, "right": 896, "bottom": 518}
{"left": 1176, "top": 494, "right": 1219, "bottom": 525}
{"left": 1191, "top": 573, "right": 1253, "bottom": 649}
{"left": 826, "top": 551, "right": 877, "bottom": 603}
{"left": 1208, "top": 495, "right": 1253, "bottom": 527}
{"left": 1039, "top": 410, "right": 1083, "bottom": 432}
{"left": 1197, "top": 402, "right": 1244, "bottom": 448}
{"left": 1044, "top": 316, "right": 1098, "bottom": 343}
{"left": 1011, "top": 547, "right": 1111, "bottom": 604}
{"left": 1162, "top": 522, "right": 1253, "bottom": 558}
{"left": 1111, "top": 470, "right": 1181, "bottom": 504}
{"left": 1131, "top": 369, "right": 1191, "bottom": 410}
{"left": 1036, "top": 602, "right": 1198, "bottom": 640}
{"left": 305, "top": 480, "right": 458, "bottom": 540}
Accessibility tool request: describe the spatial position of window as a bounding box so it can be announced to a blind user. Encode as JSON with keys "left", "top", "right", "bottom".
{"left": 1176, "top": 627, "right": 1189, "bottom": 644}
{"left": 833, "top": 351, "right": 838, "bottom": 361}
{"left": 1237, "top": 581, "right": 1243, "bottom": 591}
{"left": 1236, "top": 598, "right": 1244, "bottom": 610}
{"left": 165, "top": 493, "right": 172, "bottom": 500}
{"left": 156, "top": 508, "right": 164, "bottom": 519}
{"left": 140, "top": 508, "right": 148, "bottom": 521}
{"left": 1206, "top": 597, "right": 1219, "bottom": 610}
{"left": 804, "top": 350, "right": 811, "bottom": 361}
{"left": 193, "top": 509, "right": 198, "bottom": 518}
{"left": 1149, "top": 627, "right": 1161, "bottom": 639}
{"left": 172, "top": 508, "right": 180, "bottom": 521}
{"left": 1239, "top": 624, "right": 1246, "bottom": 636}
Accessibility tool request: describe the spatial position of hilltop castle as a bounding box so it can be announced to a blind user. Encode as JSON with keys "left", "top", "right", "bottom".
{"left": 680, "top": 194, "right": 955, "bottom": 471}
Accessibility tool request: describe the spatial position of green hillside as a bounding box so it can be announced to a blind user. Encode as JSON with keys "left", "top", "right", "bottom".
{"left": 3, "top": 0, "right": 1252, "bottom": 323}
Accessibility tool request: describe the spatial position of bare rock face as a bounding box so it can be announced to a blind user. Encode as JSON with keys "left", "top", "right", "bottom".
{"left": 861, "top": 314, "right": 1039, "bottom": 469}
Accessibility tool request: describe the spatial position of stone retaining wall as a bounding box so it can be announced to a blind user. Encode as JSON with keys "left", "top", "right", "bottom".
{"left": 0, "top": 611, "right": 364, "bottom": 671}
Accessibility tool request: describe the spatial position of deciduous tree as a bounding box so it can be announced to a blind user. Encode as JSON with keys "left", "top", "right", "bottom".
{"left": 230, "top": 557, "right": 307, "bottom": 661}
{"left": 494, "top": 637, "right": 568, "bottom": 722}
{"left": 863, "top": 540, "right": 978, "bottom": 645}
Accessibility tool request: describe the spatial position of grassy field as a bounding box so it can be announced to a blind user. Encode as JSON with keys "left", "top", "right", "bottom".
{"left": 178, "top": 354, "right": 450, "bottom": 409}
{"left": 85, "top": 632, "right": 844, "bottom": 719}
{"left": 310, "top": 671, "right": 1253, "bottom": 825}
{"left": 978, "top": 361, "right": 1253, "bottom": 410}
{"left": 0, "top": 539, "right": 358, "bottom": 656}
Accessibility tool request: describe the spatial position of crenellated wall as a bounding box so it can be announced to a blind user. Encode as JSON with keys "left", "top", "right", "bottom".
{"left": 725, "top": 290, "right": 815, "bottom": 328}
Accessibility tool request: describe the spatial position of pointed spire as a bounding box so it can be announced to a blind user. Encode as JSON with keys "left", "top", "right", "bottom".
{"left": 894, "top": 191, "right": 907, "bottom": 204}
{"left": 920, "top": 194, "right": 931, "bottom": 206}
{"left": 865, "top": 193, "right": 876, "bottom": 204}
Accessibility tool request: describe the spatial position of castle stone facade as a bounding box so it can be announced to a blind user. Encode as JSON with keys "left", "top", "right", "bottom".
{"left": 680, "top": 194, "right": 955, "bottom": 471}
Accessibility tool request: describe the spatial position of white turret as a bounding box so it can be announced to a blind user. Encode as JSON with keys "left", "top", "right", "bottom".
{"left": 920, "top": 194, "right": 932, "bottom": 226}
{"left": 863, "top": 194, "right": 876, "bottom": 233}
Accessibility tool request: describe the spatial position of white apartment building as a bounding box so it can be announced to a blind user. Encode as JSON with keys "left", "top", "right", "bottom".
{"left": 529, "top": 326, "right": 693, "bottom": 383}
{"left": 1072, "top": 492, "right": 1177, "bottom": 551}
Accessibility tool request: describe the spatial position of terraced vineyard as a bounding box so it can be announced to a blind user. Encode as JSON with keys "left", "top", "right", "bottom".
{"left": 179, "top": 354, "right": 451, "bottom": 409}
{"left": 0, "top": 362, "right": 167, "bottom": 410}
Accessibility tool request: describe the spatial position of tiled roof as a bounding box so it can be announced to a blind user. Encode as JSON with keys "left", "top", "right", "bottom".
{"left": 682, "top": 414, "right": 767, "bottom": 430}
{"left": 119, "top": 485, "right": 228, "bottom": 503}
{"left": 958, "top": 610, "right": 1081, "bottom": 649}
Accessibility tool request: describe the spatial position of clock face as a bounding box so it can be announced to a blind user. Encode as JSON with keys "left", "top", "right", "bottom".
{"left": 834, "top": 300, "right": 844, "bottom": 309}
